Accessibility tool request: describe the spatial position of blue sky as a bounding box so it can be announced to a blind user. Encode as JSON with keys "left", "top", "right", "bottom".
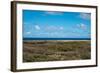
{"left": 23, "top": 10, "right": 91, "bottom": 38}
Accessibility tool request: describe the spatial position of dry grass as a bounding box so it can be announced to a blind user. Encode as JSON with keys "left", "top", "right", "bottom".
{"left": 23, "top": 40, "right": 91, "bottom": 62}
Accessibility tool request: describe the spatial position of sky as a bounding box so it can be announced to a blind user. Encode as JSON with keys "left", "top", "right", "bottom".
{"left": 23, "top": 10, "right": 91, "bottom": 38}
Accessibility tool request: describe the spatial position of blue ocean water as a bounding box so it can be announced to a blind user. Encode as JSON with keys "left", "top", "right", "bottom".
{"left": 23, "top": 38, "right": 91, "bottom": 40}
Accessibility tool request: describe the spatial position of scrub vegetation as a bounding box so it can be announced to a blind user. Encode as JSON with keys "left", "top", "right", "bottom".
{"left": 23, "top": 40, "right": 91, "bottom": 62}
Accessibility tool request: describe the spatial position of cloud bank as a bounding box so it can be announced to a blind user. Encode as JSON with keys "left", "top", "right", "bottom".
{"left": 79, "top": 13, "right": 91, "bottom": 20}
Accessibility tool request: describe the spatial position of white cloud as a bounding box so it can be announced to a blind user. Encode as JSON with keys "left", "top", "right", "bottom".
{"left": 79, "top": 13, "right": 91, "bottom": 20}
{"left": 77, "top": 23, "right": 87, "bottom": 30}
{"left": 26, "top": 31, "right": 31, "bottom": 34}
{"left": 80, "top": 24, "right": 86, "bottom": 29}
{"left": 45, "top": 11, "right": 63, "bottom": 15}
{"left": 34, "top": 25, "right": 40, "bottom": 30}
{"left": 59, "top": 27, "right": 64, "bottom": 30}
{"left": 46, "top": 26, "right": 64, "bottom": 31}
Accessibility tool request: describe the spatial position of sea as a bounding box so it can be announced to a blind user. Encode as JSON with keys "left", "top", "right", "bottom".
{"left": 23, "top": 38, "right": 91, "bottom": 40}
